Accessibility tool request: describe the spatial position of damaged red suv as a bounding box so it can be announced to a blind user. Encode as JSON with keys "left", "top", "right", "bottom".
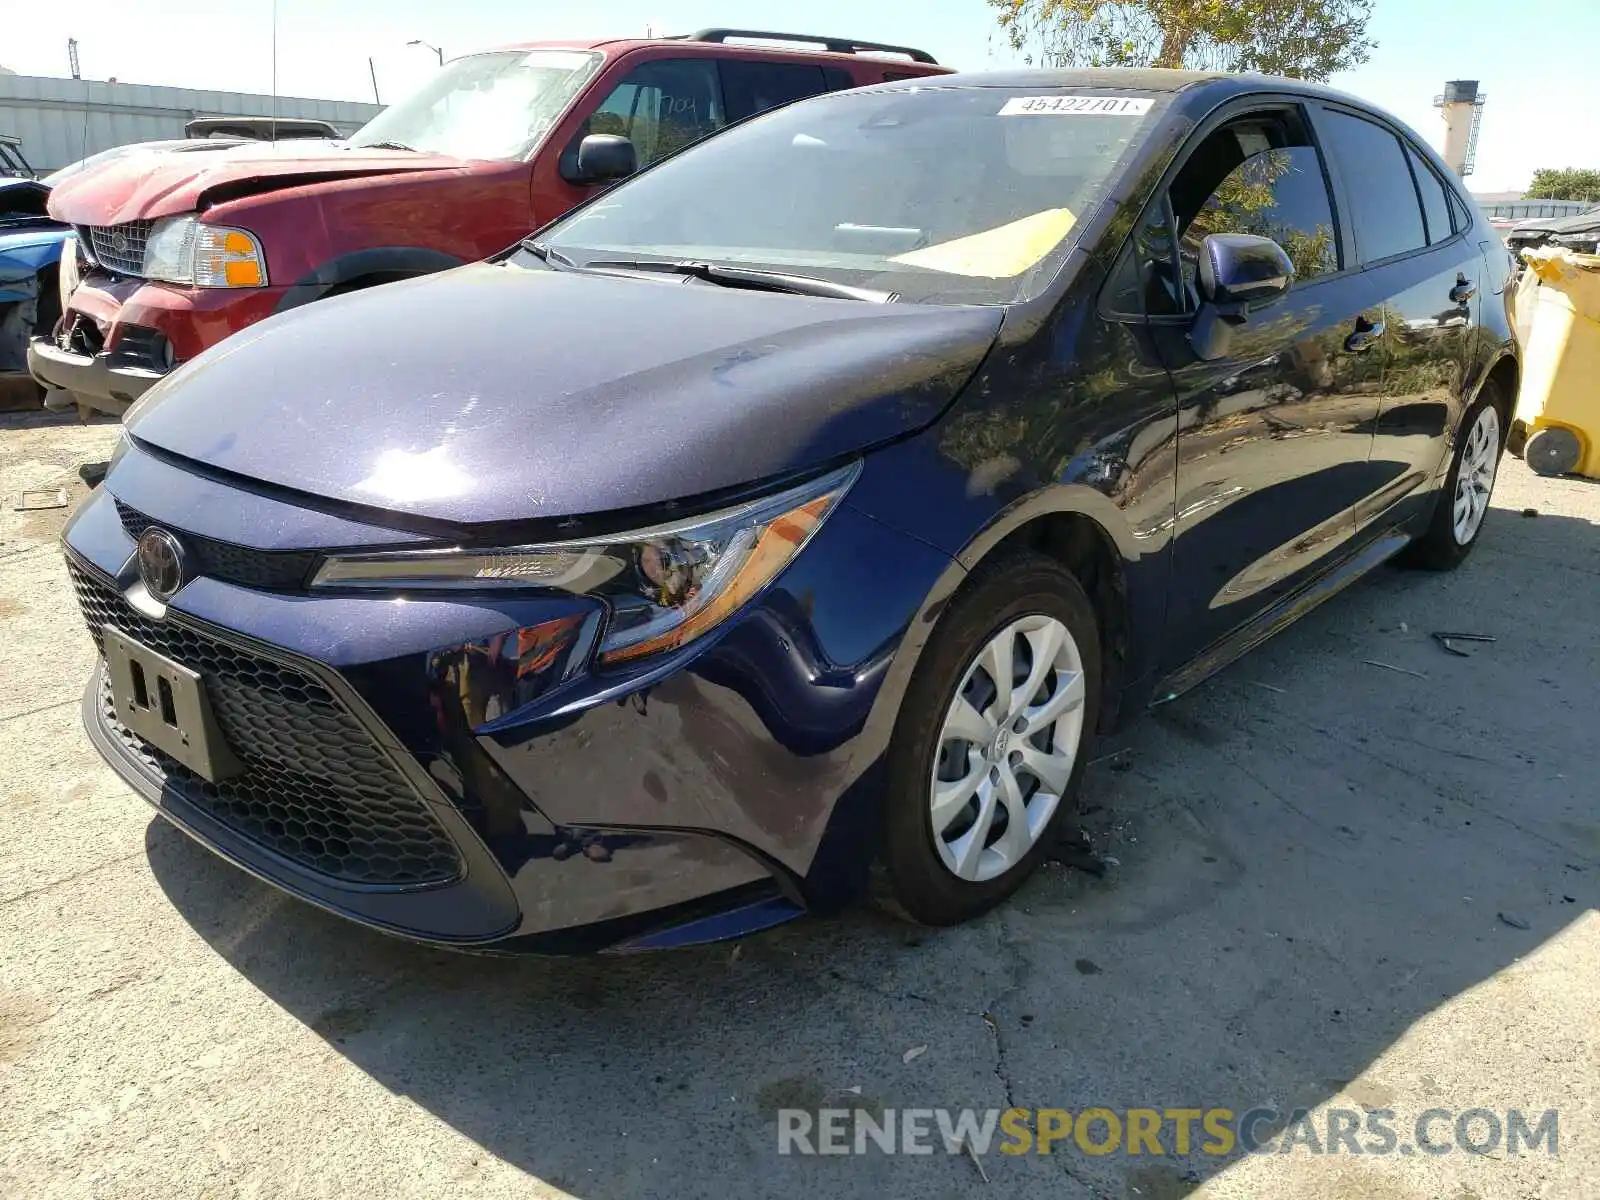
{"left": 30, "top": 29, "right": 948, "bottom": 416}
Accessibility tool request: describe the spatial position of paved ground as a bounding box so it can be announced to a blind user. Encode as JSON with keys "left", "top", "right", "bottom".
{"left": 1, "top": 407, "right": 1596, "bottom": 1199}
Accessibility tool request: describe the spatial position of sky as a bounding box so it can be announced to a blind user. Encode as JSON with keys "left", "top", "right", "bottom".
{"left": 1, "top": 0, "right": 1593, "bottom": 193}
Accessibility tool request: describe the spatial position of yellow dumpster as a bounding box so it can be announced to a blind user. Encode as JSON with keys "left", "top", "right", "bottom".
{"left": 1513, "top": 247, "right": 1600, "bottom": 478}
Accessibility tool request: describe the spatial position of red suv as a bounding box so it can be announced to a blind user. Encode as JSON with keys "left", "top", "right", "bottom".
{"left": 30, "top": 29, "right": 948, "bottom": 416}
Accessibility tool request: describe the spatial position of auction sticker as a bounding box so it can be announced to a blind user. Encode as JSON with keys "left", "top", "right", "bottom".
{"left": 999, "top": 96, "right": 1154, "bottom": 116}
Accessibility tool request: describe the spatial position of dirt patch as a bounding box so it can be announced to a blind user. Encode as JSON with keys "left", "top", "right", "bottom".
{"left": 0, "top": 989, "right": 55, "bottom": 1064}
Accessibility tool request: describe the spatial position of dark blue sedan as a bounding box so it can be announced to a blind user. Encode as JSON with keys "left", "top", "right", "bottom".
{"left": 63, "top": 69, "right": 1518, "bottom": 952}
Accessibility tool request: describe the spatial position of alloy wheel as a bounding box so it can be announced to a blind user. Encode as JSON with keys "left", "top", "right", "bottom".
{"left": 1452, "top": 404, "right": 1501, "bottom": 546}
{"left": 929, "top": 614, "right": 1086, "bottom": 882}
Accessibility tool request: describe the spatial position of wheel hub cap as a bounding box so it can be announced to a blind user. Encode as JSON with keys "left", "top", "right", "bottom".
{"left": 1452, "top": 405, "right": 1500, "bottom": 546}
{"left": 929, "top": 613, "right": 1086, "bottom": 883}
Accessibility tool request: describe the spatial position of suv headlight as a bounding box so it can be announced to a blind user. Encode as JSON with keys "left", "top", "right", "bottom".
{"left": 311, "top": 463, "right": 861, "bottom": 666}
{"left": 144, "top": 215, "right": 268, "bottom": 287}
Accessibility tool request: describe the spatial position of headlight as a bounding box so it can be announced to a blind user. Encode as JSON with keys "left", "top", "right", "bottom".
{"left": 312, "top": 462, "right": 860, "bottom": 666}
{"left": 143, "top": 215, "right": 268, "bottom": 287}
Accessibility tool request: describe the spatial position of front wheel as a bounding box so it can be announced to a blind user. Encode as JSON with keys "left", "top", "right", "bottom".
{"left": 881, "top": 552, "right": 1101, "bottom": 926}
{"left": 1401, "top": 390, "right": 1506, "bottom": 571}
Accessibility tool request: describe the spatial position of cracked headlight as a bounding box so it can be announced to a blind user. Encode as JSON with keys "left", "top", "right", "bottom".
{"left": 311, "top": 462, "right": 860, "bottom": 665}
{"left": 144, "top": 215, "right": 268, "bottom": 287}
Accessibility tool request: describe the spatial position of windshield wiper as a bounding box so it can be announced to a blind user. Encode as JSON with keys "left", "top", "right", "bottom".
{"left": 520, "top": 239, "right": 578, "bottom": 267}
{"left": 357, "top": 140, "right": 418, "bottom": 152}
{"left": 579, "top": 258, "right": 895, "bottom": 303}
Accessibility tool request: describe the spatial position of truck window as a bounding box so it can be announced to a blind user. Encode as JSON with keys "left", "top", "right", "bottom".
{"left": 720, "top": 61, "right": 830, "bottom": 121}
{"left": 581, "top": 59, "right": 725, "bottom": 168}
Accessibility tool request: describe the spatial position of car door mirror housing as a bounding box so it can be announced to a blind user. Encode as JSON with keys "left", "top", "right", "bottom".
{"left": 570, "top": 134, "right": 637, "bottom": 185}
{"left": 1198, "top": 233, "right": 1296, "bottom": 307}
{"left": 1188, "top": 234, "right": 1297, "bottom": 361}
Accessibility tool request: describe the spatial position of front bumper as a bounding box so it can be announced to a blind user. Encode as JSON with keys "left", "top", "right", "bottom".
{"left": 62, "top": 449, "right": 957, "bottom": 952}
{"left": 30, "top": 271, "right": 292, "bottom": 416}
{"left": 28, "top": 336, "right": 161, "bottom": 414}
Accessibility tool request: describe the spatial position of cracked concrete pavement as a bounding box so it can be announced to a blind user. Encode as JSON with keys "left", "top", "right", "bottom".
{"left": 2, "top": 407, "right": 1597, "bottom": 1199}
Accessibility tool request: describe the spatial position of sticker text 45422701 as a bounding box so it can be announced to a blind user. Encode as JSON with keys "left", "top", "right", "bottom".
{"left": 999, "top": 95, "right": 1154, "bottom": 117}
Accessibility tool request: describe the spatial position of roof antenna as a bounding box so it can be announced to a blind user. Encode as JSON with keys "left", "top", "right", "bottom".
{"left": 269, "top": 0, "right": 279, "bottom": 144}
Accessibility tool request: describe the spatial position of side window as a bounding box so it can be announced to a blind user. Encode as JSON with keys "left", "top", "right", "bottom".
{"left": 1319, "top": 110, "right": 1427, "bottom": 263}
{"left": 577, "top": 59, "right": 724, "bottom": 169}
{"left": 1405, "top": 144, "right": 1454, "bottom": 245}
{"left": 1105, "top": 198, "right": 1181, "bottom": 317}
{"left": 720, "top": 61, "right": 829, "bottom": 122}
{"left": 1134, "top": 113, "right": 1340, "bottom": 315}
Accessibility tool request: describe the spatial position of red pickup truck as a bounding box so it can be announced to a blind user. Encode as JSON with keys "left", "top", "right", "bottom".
{"left": 30, "top": 29, "right": 949, "bottom": 416}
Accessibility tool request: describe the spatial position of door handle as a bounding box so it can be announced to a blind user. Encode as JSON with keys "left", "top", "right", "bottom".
{"left": 1450, "top": 279, "right": 1478, "bottom": 304}
{"left": 1344, "top": 320, "right": 1386, "bottom": 353}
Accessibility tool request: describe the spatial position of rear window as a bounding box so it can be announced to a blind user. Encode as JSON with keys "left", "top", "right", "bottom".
{"left": 540, "top": 86, "right": 1169, "bottom": 304}
{"left": 1320, "top": 110, "right": 1428, "bottom": 263}
{"left": 1405, "top": 144, "right": 1455, "bottom": 244}
{"left": 721, "top": 61, "right": 831, "bottom": 121}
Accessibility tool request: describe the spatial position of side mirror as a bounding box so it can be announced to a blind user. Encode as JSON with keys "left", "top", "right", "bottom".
{"left": 1189, "top": 233, "right": 1296, "bottom": 361}
{"left": 570, "top": 134, "right": 636, "bottom": 185}
{"left": 1199, "top": 233, "right": 1295, "bottom": 306}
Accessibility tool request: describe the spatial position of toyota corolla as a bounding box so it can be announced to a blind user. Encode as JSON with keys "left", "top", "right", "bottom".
{"left": 62, "top": 69, "right": 1517, "bottom": 953}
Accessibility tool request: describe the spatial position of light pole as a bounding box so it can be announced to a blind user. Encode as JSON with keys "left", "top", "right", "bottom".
{"left": 407, "top": 39, "right": 444, "bottom": 66}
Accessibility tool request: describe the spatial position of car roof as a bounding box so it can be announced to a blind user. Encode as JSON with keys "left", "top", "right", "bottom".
{"left": 478, "top": 37, "right": 949, "bottom": 71}
{"left": 870, "top": 66, "right": 1379, "bottom": 107}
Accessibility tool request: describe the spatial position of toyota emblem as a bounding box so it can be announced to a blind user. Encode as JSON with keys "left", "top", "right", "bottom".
{"left": 136, "top": 528, "right": 187, "bottom": 601}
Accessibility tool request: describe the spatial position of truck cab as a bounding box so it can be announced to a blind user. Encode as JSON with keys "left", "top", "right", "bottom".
{"left": 29, "top": 30, "right": 949, "bottom": 417}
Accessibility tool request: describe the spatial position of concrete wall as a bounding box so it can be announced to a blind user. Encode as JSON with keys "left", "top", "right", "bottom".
{"left": 0, "top": 74, "right": 382, "bottom": 173}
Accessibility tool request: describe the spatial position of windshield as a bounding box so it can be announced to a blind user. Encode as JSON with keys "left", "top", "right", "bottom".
{"left": 350, "top": 49, "right": 603, "bottom": 161}
{"left": 537, "top": 86, "right": 1167, "bottom": 305}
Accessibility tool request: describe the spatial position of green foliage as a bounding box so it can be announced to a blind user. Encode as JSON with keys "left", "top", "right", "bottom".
{"left": 1525, "top": 168, "right": 1600, "bottom": 203}
{"left": 988, "top": 0, "right": 1376, "bottom": 80}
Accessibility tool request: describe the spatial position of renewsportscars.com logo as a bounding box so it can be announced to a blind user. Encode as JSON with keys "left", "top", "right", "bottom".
{"left": 777, "top": 1106, "right": 1560, "bottom": 1158}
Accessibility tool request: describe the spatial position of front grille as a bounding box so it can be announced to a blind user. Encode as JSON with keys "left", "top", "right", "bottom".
{"left": 68, "top": 558, "right": 462, "bottom": 888}
{"left": 115, "top": 499, "right": 319, "bottom": 591}
{"left": 82, "top": 220, "right": 154, "bottom": 277}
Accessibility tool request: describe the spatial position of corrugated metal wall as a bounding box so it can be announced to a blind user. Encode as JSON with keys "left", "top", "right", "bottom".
{"left": 0, "top": 74, "right": 382, "bottom": 172}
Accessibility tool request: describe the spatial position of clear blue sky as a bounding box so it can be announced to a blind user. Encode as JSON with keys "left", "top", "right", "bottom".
{"left": 4, "top": 0, "right": 1593, "bottom": 192}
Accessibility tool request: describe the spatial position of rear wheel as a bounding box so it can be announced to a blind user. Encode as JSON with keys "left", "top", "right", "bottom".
{"left": 1401, "top": 389, "right": 1506, "bottom": 571}
{"left": 881, "top": 552, "right": 1101, "bottom": 926}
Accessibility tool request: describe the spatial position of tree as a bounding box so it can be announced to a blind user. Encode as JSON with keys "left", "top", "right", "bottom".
{"left": 989, "top": 0, "right": 1376, "bottom": 81}
{"left": 1525, "top": 168, "right": 1600, "bottom": 203}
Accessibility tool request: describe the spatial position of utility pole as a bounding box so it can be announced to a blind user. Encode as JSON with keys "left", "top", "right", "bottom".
{"left": 368, "top": 57, "right": 381, "bottom": 104}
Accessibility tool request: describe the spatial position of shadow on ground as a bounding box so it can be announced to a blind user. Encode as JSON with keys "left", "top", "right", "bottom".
{"left": 0, "top": 406, "right": 118, "bottom": 433}
{"left": 145, "top": 499, "right": 1599, "bottom": 1199}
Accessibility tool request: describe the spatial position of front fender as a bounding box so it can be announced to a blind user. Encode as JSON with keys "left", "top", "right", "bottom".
{"left": 274, "top": 245, "right": 465, "bottom": 313}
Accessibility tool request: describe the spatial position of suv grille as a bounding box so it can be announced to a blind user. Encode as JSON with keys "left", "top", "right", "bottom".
{"left": 82, "top": 220, "right": 154, "bottom": 277}
{"left": 115, "top": 500, "right": 318, "bottom": 591}
{"left": 68, "top": 558, "right": 462, "bottom": 888}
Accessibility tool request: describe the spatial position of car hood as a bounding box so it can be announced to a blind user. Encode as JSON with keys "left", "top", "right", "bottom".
{"left": 1510, "top": 208, "right": 1600, "bottom": 237}
{"left": 0, "top": 178, "right": 50, "bottom": 211}
{"left": 45, "top": 139, "right": 481, "bottom": 225}
{"left": 126, "top": 261, "right": 1004, "bottom": 528}
{"left": 0, "top": 223, "right": 68, "bottom": 278}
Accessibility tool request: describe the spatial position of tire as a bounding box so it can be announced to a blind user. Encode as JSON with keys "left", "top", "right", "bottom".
{"left": 1401, "top": 386, "right": 1507, "bottom": 571}
{"left": 881, "top": 551, "right": 1102, "bottom": 926}
{"left": 1506, "top": 419, "right": 1527, "bottom": 459}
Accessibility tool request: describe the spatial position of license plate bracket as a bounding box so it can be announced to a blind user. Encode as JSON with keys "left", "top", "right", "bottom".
{"left": 102, "top": 627, "right": 243, "bottom": 783}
